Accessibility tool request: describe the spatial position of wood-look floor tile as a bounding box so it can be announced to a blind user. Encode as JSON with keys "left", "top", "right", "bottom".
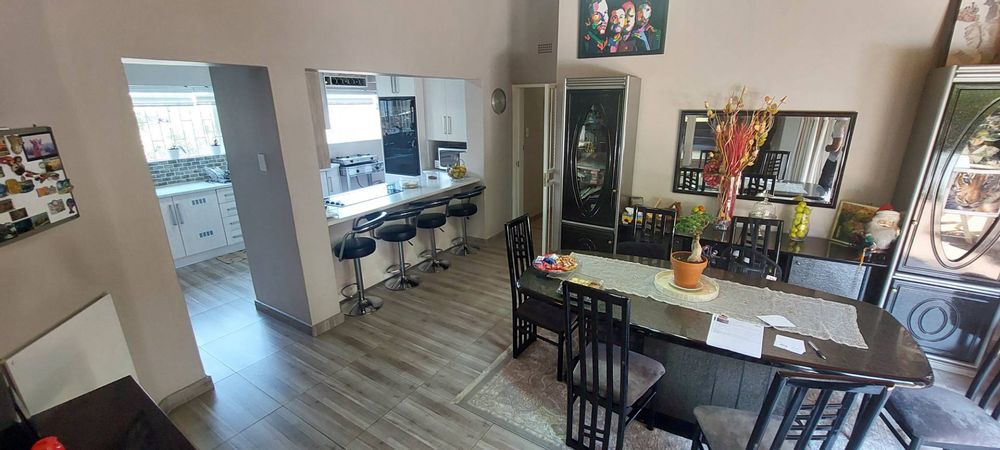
{"left": 202, "top": 321, "right": 292, "bottom": 371}
{"left": 169, "top": 375, "right": 279, "bottom": 449}
{"left": 353, "top": 388, "right": 491, "bottom": 450}
{"left": 224, "top": 407, "right": 339, "bottom": 449}
{"left": 190, "top": 302, "right": 263, "bottom": 346}
{"left": 473, "top": 425, "right": 547, "bottom": 450}
{"left": 199, "top": 349, "right": 234, "bottom": 383}
{"left": 239, "top": 350, "right": 330, "bottom": 404}
{"left": 422, "top": 352, "right": 490, "bottom": 399}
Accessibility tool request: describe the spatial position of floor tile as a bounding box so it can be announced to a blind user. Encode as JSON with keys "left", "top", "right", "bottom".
{"left": 239, "top": 350, "right": 329, "bottom": 404}
{"left": 285, "top": 373, "right": 401, "bottom": 448}
{"left": 199, "top": 349, "right": 234, "bottom": 382}
{"left": 169, "top": 375, "right": 280, "bottom": 449}
{"left": 224, "top": 407, "right": 338, "bottom": 449}
{"left": 202, "top": 321, "right": 292, "bottom": 371}
{"left": 473, "top": 425, "right": 548, "bottom": 450}
{"left": 190, "top": 302, "right": 264, "bottom": 346}
{"left": 354, "top": 388, "right": 492, "bottom": 450}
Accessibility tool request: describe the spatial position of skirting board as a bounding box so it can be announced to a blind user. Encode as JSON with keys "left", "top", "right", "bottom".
{"left": 253, "top": 300, "right": 344, "bottom": 337}
{"left": 158, "top": 375, "right": 213, "bottom": 413}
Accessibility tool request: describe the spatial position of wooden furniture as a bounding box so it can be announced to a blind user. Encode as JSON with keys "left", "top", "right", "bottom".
{"left": 334, "top": 211, "right": 387, "bottom": 316}
{"left": 505, "top": 215, "right": 574, "bottom": 381}
{"left": 448, "top": 185, "right": 486, "bottom": 256}
{"left": 738, "top": 174, "right": 776, "bottom": 197}
{"left": 423, "top": 78, "right": 467, "bottom": 141}
{"left": 563, "top": 283, "right": 664, "bottom": 450}
{"left": 692, "top": 372, "right": 892, "bottom": 450}
{"left": 158, "top": 184, "right": 244, "bottom": 265}
{"left": 677, "top": 168, "right": 704, "bottom": 192}
{"left": 881, "top": 338, "right": 1000, "bottom": 449}
{"left": 756, "top": 150, "right": 789, "bottom": 179}
{"left": 727, "top": 216, "right": 784, "bottom": 280}
{"left": 617, "top": 207, "right": 676, "bottom": 260}
{"left": 25, "top": 376, "right": 195, "bottom": 450}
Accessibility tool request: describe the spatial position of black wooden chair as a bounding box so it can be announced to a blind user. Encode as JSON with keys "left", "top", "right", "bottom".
{"left": 739, "top": 174, "right": 777, "bottom": 197}
{"left": 881, "top": 338, "right": 1000, "bottom": 449}
{"left": 757, "top": 151, "right": 789, "bottom": 179}
{"left": 691, "top": 371, "right": 893, "bottom": 450}
{"left": 563, "top": 282, "right": 665, "bottom": 450}
{"left": 504, "top": 214, "right": 575, "bottom": 381}
{"left": 617, "top": 206, "right": 677, "bottom": 260}
{"left": 727, "top": 216, "right": 783, "bottom": 280}
{"left": 678, "top": 168, "right": 704, "bottom": 193}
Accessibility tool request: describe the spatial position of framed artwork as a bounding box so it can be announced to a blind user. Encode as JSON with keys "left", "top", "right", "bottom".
{"left": 579, "top": 0, "right": 668, "bottom": 59}
{"left": 830, "top": 201, "right": 878, "bottom": 246}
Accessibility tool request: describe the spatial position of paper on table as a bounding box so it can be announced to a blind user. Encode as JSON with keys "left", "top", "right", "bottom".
{"left": 758, "top": 315, "right": 796, "bottom": 328}
{"left": 706, "top": 314, "right": 764, "bottom": 358}
{"left": 774, "top": 335, "right": 806, "bottom": 355}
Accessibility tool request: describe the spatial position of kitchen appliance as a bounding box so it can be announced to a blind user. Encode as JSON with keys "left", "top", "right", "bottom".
{"left": 435, "top": 146, "right": 467, "bottom": 170}
{"left": 334, "top": 154, "right": 385, "bottom": 190}
{"left": 883, "top": 65, "right": 1000, "bottom": 369}
{"left": 379, "top": 97, "right": 421, "bottom": 176}
{"left": 557, "top": 76, "right": 641, "bottom": 254}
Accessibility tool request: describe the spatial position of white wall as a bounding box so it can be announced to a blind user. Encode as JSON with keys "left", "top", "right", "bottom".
{"left": 556, "top": 0, "right": 953, "bottom": 237}
{"left": 0, "top": 0, "right": 514, "bottom": 403}
{"left": 510, "top": 0, "right": 560, "bottom": 84}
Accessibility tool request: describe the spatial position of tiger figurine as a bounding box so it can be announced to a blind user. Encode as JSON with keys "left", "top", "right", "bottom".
{"left": 951, "top": 172, "right": 1000, "bottom": 213}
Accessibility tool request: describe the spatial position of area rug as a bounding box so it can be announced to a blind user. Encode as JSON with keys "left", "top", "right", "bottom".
{"left": 455, "top": 342, "right": 906, "bottom": 450}
{"left": 216, "top": 250, "right": 247, "bottom": 264}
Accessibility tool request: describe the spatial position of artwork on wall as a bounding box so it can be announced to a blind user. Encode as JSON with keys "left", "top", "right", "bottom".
{"left": 0, "top": 127, "right": 78, "bottom": 246}
{"left": 947, "top": 0, "right": 1000, "bottom": 65}
{"left": 578, "top": 0, "right": 668, "bottom": 58}
{"left": 830, "top": 201, "right": 878, "bottom": 246}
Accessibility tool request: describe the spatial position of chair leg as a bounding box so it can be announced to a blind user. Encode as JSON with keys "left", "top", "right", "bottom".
{"left": 417, "top": 229, "right": 450, "bottom": 273}
{"left": 345, "top": 258, "right": 382, "bottom": 316}
{"left": 690, "top": 428, "right": 703, "bottom": 450}
{"left": 385, "top": 242, "right": 420, "bottom": 291}
{"left": 556, "top": 332, "right": 565, "bottom": 382}
{"left": 452, "top": 218, "right": 476, "bottom": 255}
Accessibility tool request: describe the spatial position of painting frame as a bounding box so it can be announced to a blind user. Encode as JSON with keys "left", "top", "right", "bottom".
{"left": 578, "top": 0, "right": 668, "bottom": 59}
{"left": 829, "top": 201, "right": 879, "bottom": 247}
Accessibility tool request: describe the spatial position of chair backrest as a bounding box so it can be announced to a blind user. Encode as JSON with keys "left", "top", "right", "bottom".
{"left": 728, "top": 216, "right": 783, "bottom": 280}
{"left": 563, "top": 282, "right": 631, "bottom": 449}
{"left": 758, "top": 151, "right": 789, "bottom": 179}
{"left": 748, "top": 372, "right": 892, "bottom": 450}
{"left": 336, "top": 211, "right": 386, "bottom": 260}
{"left": 453, "top": 185, "right": 486, "bottom": 202}
{"left": 677, "top": 168, "right": 704, "bottom": 192}
{"left": 968, "top": 337, "right": 1000, "bottom": 419}
{"left": 383, "top": 206, "right": 423, "bottom": 223}
{"left": 504, "top": 215, "right": 535, "bottom": 312}
{"left": 740, "top": 174, "right": 777, "bottom": 197}
{"left": 619, "top": 206, "right": 676, "bottom": 260}
{"left": 410, "top": 196, "right": 450, "bottom": 212}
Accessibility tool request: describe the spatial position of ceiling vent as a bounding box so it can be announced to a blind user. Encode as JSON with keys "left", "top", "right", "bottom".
{"left": 537, "top": 43, "right": 553, "bottom": 54}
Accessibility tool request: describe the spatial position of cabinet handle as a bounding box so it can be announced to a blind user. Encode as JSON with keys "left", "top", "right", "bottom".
{"left": 443, "top": 116, "right": 447, "bottom": 134}
{"left": 176, "top": 205, "right": 184, "bottom": 225}
{"left": 169, "top": 204, "right": 178, "bottom": 226}
{"left": 447, "top": 116, "right": 452, "bottom": 134}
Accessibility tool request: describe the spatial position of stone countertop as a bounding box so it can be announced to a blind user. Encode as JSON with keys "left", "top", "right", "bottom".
{"left": 326, "top": 176, "right": 481, "bottom": 226}
{"left": 154, "top": 181, "right": 232, "bottom": 199}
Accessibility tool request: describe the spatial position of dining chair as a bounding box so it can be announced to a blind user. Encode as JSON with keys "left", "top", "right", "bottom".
{"left": 563, "top": 282, "right": 665, "bottom": 450}
{"left": 504, "top": 214, "right": 575, "bottom": 381}
{"left": 691, "top": 371, "right": 893, "bottom": 450}
{"left": 727, "top": 216, "right": 783, "bottom": 280}
{"left": 617, "top": 206, "right": 676, "bottom": 260}
{"left": 739, "top": 174, "right": 777, "bottom": 197}
{"left": 678, "top": 168, "right": 704, "bottom": 192}
{"left": 757, "top": 151, "right": 789, "bottom": 179}
{"left": 880, "top": 337, "right": 1000, "bottom": 449}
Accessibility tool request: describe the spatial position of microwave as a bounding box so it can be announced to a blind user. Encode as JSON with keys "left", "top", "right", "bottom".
{"left": 435, "top": 146, "right": 466, "bottom": 170}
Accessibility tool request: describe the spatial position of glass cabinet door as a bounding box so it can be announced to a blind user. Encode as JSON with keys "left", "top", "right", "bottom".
{"left": 561, "top": 89, "right": 623, "bottom": 227}
{"left": 902, "top": 85, "right": 1000, "bottom": 281}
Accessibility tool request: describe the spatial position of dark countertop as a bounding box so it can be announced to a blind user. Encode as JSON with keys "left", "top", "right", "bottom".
{"left": 518, "top": 252, "right": 931, "bottom": 388}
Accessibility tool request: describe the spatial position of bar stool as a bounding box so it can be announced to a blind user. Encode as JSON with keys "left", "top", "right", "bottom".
{"left": 377, "top": 206, "right": 423, "bottom": 291}
{"left": 410, "top": 197, "right": 451, "bottom": 273}
{"left": 333, "top": 211, "right": 387, "bottom": 316}
{"left": 448, "top": 185, "right": 486, "bottom": 256}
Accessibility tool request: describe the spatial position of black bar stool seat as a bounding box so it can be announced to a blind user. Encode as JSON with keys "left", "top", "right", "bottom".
{"left": 333, "top": 211, "right": 387, "bottom": 316}
{"left": 449, "top": 185, "right": 485, "bottom": 256}
{"left": 411, "top": 197, "right": 452, "bottom": 273}
{"left": 416, "top": 213, "right": 447, "bottom": 228}
{"left": 446, "top": 203, "right": 477, "bottom": 217}
{"left": 377, "top": 206, "right": 423, "bottom": 291}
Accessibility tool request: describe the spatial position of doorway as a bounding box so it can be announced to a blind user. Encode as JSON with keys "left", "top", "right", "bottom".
{"left": 512, "top": 83, "right": 556, "bottom": 250}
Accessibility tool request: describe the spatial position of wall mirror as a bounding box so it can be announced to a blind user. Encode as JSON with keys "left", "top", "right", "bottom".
{"left": 672, "top": 110, "right": 857, "bottom": 207}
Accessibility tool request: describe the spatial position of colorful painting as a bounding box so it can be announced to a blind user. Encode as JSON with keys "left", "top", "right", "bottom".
{"left": 830, "top": 201, "right": 879, "bottom": 246}
{"left": 579, "top": 0, "right": 667, "bottom": 58}
{"left": 21, "top": 131, "right": 58, "bottom": 162}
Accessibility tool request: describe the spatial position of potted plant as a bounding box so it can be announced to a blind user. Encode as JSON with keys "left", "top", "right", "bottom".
{"left": 671, "top": 205, "right": 714, "bottom": 288}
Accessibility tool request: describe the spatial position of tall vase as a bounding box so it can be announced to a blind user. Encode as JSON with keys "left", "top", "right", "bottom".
{"left": 715, "top": 175, "right": 740, "bottom": 230}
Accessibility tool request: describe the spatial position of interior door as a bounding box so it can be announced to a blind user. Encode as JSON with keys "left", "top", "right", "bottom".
{"left": 174, "top": 191, "right": 227, "bottom": 255}
{"left": 541, "top": 84, "right": 557, "bottom": 252}
{"left": 158, "top": 197, "right": 186, "bottom": 258}
{"left": 900, "top": 84, "right": 1000, "bottom": 284}
{"left": 560, "top": 88, "right": 624, "bottom": 228}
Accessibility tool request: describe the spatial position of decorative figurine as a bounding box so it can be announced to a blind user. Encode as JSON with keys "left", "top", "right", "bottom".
{"left": 864, "top": 204, "right": 901, "bottom": 251}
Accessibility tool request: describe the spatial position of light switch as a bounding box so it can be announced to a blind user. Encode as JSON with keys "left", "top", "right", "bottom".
{"left": 257, "top": 153, "right": 267, "bottom": 172}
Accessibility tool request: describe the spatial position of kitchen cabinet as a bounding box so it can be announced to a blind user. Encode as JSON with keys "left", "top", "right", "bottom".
{"left": 159, "top": 197, "right": 186, "bottom": 259}
{"left": 424, "top": 78, "right": 466, "bottom": 141}
{"left": 376, "top": 75, "right": 416, "bottom": 97}
{"left": 158, "top": 185, "right": 244, "bottom": 263}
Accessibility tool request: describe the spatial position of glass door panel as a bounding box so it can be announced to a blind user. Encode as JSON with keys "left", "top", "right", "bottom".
{"left": 561, "top": 89, "right": 623, "bottom": 228}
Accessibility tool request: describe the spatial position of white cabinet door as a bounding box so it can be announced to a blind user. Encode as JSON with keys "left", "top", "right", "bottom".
{"left": 423, "top": 78, "right": 450, "bottom": 141}
{"left": 394, "top": 76, "right": 416, "bottom": 97}
{"left": 445, "top": 79, "right": 467, "bottom": 141}
{"left": 158, "top": 197, "right": 186, "bottom": 258}
{"left": 174, "top": 191, "right": 228, "bottom": 255}
{"left": 375, "top": 75, "right": 394, "bottom": 97}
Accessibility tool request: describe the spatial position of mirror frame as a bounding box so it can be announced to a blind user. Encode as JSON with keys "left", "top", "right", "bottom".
{"left": 671, "top": 109, "right": 858, "bottom": 208}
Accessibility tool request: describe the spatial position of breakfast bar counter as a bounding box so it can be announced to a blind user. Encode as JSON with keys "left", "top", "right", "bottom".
{"left": 325, "top": 176, "right": 481, "bottom": 226}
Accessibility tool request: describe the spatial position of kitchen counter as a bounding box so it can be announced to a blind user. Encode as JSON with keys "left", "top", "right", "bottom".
{"left": 326, "top": 176, "right": 480, "bottom": 225}
{"left": 155, "top": 181, "right": 231, "bottom": 199}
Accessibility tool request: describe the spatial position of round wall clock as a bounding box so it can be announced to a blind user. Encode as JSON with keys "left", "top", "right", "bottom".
{"left": 491, "top": 88, "right": 507, "bottom": 114}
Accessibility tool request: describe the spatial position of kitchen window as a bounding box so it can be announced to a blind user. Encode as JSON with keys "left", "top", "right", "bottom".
{"left": 325, "top": 92, "right": 383, "bottom": 144}
{"left": 128, "top": 85, "right": 225, "bottom": 162}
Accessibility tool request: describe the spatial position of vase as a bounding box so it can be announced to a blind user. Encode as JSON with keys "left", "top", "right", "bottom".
{"left": 715, "top": 175, "right": 740, "bottom": 230}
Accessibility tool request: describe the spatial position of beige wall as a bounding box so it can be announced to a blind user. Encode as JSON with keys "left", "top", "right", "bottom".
{"left": 0, "top": 0, "right": 515, "bottom": 402}
{"left": 510, "top": 0, "right": 560, "bottom": 84}
{"left": 556, "top": 0, "right": 953, "bottom": 236}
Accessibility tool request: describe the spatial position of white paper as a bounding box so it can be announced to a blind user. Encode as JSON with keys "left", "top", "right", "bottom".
{"left": 774, "top": 335, "right": 806, "bottom": 355}
{"left": 706, "top": 314, "right": 764, "bottom": 358}
{"left": 757, "top": 315, "right": 796, "bottom": 328}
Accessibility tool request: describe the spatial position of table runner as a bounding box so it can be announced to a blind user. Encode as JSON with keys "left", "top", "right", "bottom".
{"left": 571, "top": 253, "right": 868, "bottom": 349}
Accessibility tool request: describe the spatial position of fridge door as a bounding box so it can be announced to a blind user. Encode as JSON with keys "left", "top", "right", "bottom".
{"left": 561, "top": 89, "right": 624, "bottom": 228}
{"left": 379, "top": 97, "right": 421, "bottom": 176}
{"left": 900, "top": 84, "right": 1000, "bottom": 284}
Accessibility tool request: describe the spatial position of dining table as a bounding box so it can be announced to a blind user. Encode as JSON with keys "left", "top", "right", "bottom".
{"left": 517, "top": 250, "right": 933, "bottom": 435}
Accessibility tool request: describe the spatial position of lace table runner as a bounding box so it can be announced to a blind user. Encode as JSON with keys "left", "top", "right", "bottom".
{"left": 572, "top": 253, "right": 868, "bottom": 349}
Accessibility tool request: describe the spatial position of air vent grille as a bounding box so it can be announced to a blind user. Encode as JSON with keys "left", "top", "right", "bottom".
{"left": 537, "top": 43, "right": 553, "bottom": 54}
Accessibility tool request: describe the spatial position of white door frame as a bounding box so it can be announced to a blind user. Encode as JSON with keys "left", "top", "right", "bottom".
{"left": 511, "top": 83, "right": 556, "bottom": 247}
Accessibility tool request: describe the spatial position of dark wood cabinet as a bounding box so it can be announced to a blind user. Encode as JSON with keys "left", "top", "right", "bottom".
{"left": 884, "top": 278, "right": 1000, "bottom": 365}
{"left": 561, "top": 223, "right": 616, "bottom": 254}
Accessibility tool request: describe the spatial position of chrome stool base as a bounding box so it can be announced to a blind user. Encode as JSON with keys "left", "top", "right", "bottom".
{"left": 344, "top": 295, "right": 383, "bottom": 316}
{"left": 417, "top": 258, "right": 450, "bottom": 273}
{"left": 451, "top": 241, "right": 478, "bottom": 256}
{"left": 385, "top": 274, "right": 420, "bottom": 291}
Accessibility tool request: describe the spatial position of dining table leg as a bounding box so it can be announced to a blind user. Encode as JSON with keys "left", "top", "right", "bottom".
{"left": 844, "top": 389, "right": 892, "bottom": 450}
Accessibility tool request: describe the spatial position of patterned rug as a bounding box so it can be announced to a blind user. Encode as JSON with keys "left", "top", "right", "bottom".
{"left": 455, "top": 342, "right": 907, "bottom": 450}
{"left": 216, "top": 250, "right": 247, "bottom": 264}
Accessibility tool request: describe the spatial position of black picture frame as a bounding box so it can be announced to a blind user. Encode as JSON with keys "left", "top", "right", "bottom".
{"left": 578, "top": 0, "right": 668, "bottom": 59}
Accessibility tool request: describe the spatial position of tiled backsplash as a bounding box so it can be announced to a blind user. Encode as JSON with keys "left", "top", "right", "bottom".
{"left": 148, "top": 155, "right": 229, "bottom": 186}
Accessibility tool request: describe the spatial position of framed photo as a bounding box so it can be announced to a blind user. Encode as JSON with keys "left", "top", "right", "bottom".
{"left": 830, "top": 201, "right": 878, "bottom": 246}
{"left": 579, "top": 0, "right": 668, "bottom": 59}
{"left": 20, "top": 131, "right": 59, "bottom": 162}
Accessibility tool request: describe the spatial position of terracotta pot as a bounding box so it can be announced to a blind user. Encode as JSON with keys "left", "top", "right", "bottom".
{"left": 670, "top": 251, "right": 707, "bottom": 289}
